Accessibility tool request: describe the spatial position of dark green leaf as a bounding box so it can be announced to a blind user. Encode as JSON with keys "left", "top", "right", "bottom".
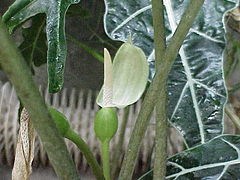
{"left": 66, "top": 4, "right": 91, "bottom": 18}
{"left": 138, "top": 135, "right": 240, "bottom": 180}
{"left": 3, "top": 0, "right": 81, "bottom": 93}
{"left": 19, "top": 14, "right": 47, "bottom": 68}
{"left": 104, "top": 0, "right": 237, "bottom": 147}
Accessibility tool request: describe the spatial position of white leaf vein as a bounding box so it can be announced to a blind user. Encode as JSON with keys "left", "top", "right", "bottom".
{"left": 110, "top": 5, "right": 152, "bottom": 36}
{"left": 170, "top": 82, "right": 189, "bottom": 121}
{"left": 166, "top": 159, "right": 240, "bottom": 179}
{"left": 190, "top": 28, "right": 225, "bottom": 44}
{"left": 164, "top": 0, "right": 205, "bottom": 144}
{"left": 222, "top": 139, "right": 240, "bottom": 159}
{"left": 216, "top": 165, "right": 229, "bottom": 180}
{"left": 167, "top": 138, "right": 240, "bottom": 179}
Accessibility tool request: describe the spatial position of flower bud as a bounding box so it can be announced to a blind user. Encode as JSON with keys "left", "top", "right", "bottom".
{"left": 48, "top": 107, "right": 70, "bottom": 137}
{"left": 94, "top": 107, "right": 118, "bottom": 143}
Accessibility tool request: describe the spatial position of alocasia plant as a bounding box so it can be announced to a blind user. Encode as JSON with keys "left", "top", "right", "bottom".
{"left": 104, "top": 0, "right": 240, "bottom": 179}
{"left": 2, "top": 0, "right": 240, "bottom": 179}
{"left": 104, "top": 0, "right": 237, "bottom": 148}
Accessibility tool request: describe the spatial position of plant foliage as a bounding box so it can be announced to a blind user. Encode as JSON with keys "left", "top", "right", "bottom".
{"left": 104, "top": 0, "right": 236, "bottom": 147}
{"left": 104, "top": 0, "right": 240, "bottom": 179}
{"left": 3, "top": 0, "right": 81, "bottom": 93}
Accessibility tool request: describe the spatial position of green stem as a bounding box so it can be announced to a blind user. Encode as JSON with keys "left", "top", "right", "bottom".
{"left": 152, "top": 0, "right": 166, "bottom": 68}
{"left": 65, "top": 130, "right": 105, "bottom": 180}
{"left": 87, "top": 25, "right": 119, "bottom": 50}
{"left": 101, "top": 141, "right": 111, "bottom": 180}
{"left": 67, "top": 34, "right": 104, "bottom": 62}
{"left": 151, "top": 0, "right": 167, "bottom": 179}
{"left": 111, "top": 106, "right": 130, "bottom": 179}
{"left": 0, "top": 19, "right": 80, "bottom": 180}
{"left": 153, "top": 89, "right": 167, "bottom": 179}
{"left": 118, "top": 1, "right": 205, "bottom": 179}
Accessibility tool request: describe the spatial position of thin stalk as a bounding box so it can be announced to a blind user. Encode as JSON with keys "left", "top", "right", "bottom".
{"left": 67, "top": 34, "right": 104, "bottom": 63}
{"left": 87, "top": 25, "right": 119, "bottom": 50}
{"left": 65, "top": 130, "right": 105, "bottom": 180}
{"left": 101, "top": 141, "right": 111, "bottom": 180}
{"left": 153, "top": 88, "right": 167, "bottom": 179}
{"left": 0, "top": 19, "right": 80, "bottom": 180}
{"left": 151, "top": 0, "right": 167, "bottom": 179}
{"left": 112, "top": 106, "right": 130, "bottom": 179}
{"left": 118, "top": 1, "right": 205, "bottom": 179}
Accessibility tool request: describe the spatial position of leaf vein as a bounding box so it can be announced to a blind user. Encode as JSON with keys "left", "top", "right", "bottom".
{"left": 110, "top": 5, "right": 152, "bottom": 36}
{"left": 164, "top": 0, "right": 205, "bottom": 144}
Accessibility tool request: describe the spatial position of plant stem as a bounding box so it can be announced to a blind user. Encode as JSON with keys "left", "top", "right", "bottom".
{"left": 101, "top": 141, "right": 111, "bottom": 180}
{"left": 152, "top": 1, "right": 166, "bottom": 66}
{"left": 154, "top": 90, "right": 167, "bottom": 179}
{"left": 65, "top": 130, "right": 105, "bottom": 180}
{"left": 0, "top": 19, "right": 80, "bottom": 180}
{"left": 67, "top": 34, "right": 104, "bottom": 62}
{"left": 111, "top": 106, "right": 130, "bottom": 179}
{"left": 118, "top": 1, "right": 205, "bottom": 179}
{"left": 151, "top": 0, "right": 167, "bottom": 179}
{"left": 87, "top": 25, "right": 119, "bottom": 50}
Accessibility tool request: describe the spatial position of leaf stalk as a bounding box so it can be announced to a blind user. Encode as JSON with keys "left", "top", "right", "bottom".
{"left": 65, "top": 130, "right": 105, "bottom": 180}
{"left": 151, "top": 0, "right": 167, "bottom": 179}
{"left": 101, "top": 140, "right": 111, "bottom": 180}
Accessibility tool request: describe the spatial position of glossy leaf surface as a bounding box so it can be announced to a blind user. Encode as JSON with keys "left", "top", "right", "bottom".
{"left": 3, "top": 0, "right": 81, "bottom": 93}
{"left": 138, "top": 135, "right": 240, "bottom": 180}
{"left": 104, "top": 0, "right": 237, "bottom": 147}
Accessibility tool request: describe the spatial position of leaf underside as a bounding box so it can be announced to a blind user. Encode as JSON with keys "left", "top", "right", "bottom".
{"left": 104, "top": 0, "right": 237, "bottom": 147}
{"left": 3, "top": 0, "right": 81, "bottom": 93}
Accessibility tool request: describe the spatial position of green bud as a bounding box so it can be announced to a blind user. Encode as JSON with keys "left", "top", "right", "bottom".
{"left": 48, "top": 107, "right": 70, "bottom": 137}
{"left": 94, "top": 107, "right": 118, "bottom": 143}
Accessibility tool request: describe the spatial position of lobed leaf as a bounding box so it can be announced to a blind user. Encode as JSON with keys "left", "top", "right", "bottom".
{"left": 3, "top": 0, "right": 81, "bottom": 93}
{"left": 104, "top": 0, "right": 237, "bottom": 147}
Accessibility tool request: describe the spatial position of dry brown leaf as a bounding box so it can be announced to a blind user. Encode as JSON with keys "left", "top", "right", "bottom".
{"left": 12, "top": 108, "right": 35, "bottom": 180}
